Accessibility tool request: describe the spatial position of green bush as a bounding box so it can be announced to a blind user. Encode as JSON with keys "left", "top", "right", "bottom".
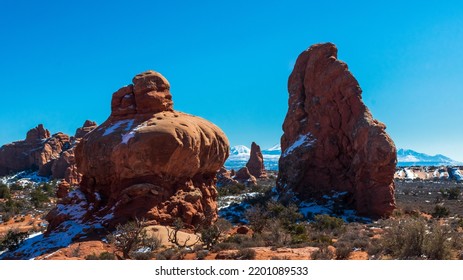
{"left": 245, "top": 205, "right": 268, "bottom": 233}
{"left": 40, "top": 181, "right": 56, "bottom": 197}
{"left": 200, "top": 218, "right": 232, "bottom": 250}
{"left": 217, "top": 183, "right": 246, "bottom": 196}
{"left": 85, "top": 252, "right": 116, "bottom": 260}
{"left": 334, "top": 241, "right": 352, "bottom": 260}
{"left": 0, "top": 230, "right": 29, "bottom": 251}
{"left": 311, "top": 246, "right": 335, "bottom": 260}
{"left": 0, "top": 184, "right": 11, "bottom": 199}
{"left": 423, "top": 223, "right": 452, "bottom": 260}
{"left": 30, "top": 188, "right": 49, "bottom": 208}
{"left": 0, "top": 198, "right": 27, "bottom": 216}
{"left": 234, "top": 248, "right": 256, "bottom": 260}
{"left": 432, "top": 205, "right": 450, "bottom": 218}
{"left": 9, "top": 183, "right": 23, "bottom": 191}
{"left": 379, "top": 218, "right": 453, "bottom": 260}
{"left": 312, "top": 214, "right": 345, "bottom": 232}
{"left": 441, "top": 187, "right": 461, "bottom": 200}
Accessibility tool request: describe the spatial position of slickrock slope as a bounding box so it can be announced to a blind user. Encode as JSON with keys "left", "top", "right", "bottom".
{"left": 277, "top": 43, "right": 397, "bottom": 217}
{"left": 246, "top": 142, "right": 267, "bottom": 178}
{"left": 47, "top": 71, "right": 229, "bottom": 231}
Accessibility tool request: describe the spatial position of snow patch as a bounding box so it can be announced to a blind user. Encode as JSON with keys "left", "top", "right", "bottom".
{"left": 0, "top": 171, "right": 50, "bottom": 186}
{"left": 103, "top": 119, "right": 134, "bottom": 136}
{"left": 282, "top": 134, "right": 316, "bottom": 157}
{"left": 121, "top": 131, "right": 135, "bottom": 144}
{"left": 404, "top": 168, "right": 415, "bottom": 180}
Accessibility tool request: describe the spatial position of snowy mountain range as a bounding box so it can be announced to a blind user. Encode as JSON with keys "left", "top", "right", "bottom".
{"left": 396, "top": 148, "right": 461, "bottom": 166}
{"left": 225, "top": 145, "right": 461, "bottom": 171}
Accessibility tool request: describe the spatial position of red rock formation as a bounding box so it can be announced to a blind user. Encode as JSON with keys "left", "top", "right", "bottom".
{"left": 74, "top": 120, "right": 98, "bottom": 139}
{"left": 216, "top": 167, "right": 239, "bottom": 187}
{"left": 51, "top": 120, "right": 97, "bottom": 184}
{"left": 277, "top": 43, "right": 396, "bottom": 217}
{"left": 56, "top": 180, "right": 71, "bottom": 199}
{"left": 234, "top": 167, "right": 257, "bottom": 187}
{"left": 47, "top": 70, "right": 229, "bottom": 231}
{"left": 0, "top": 125, "right": 71, "bottom": 177}
{"left": 246, "top": 142, "right": 267, "bottom": 178}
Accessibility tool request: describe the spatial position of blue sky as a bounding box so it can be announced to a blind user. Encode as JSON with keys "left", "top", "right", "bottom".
{"left": 1, "top": 1, "right": 462, "bottom": 160}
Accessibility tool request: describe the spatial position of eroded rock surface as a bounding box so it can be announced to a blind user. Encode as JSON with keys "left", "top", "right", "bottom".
{"left": 0, "top": 125, "right": 71, "bottom": 177}
{"left": 277, "top": 43, "right": 396, "bottom": 217}
{"left": 246, "top": 142, "right": 267, "bottom": 178}
{"left": 47, "top": 71, "right": 229, "bottom": 231}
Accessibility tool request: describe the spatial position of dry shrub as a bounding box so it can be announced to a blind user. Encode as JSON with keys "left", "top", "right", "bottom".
{"left": 311, "top": 246, "right": 335, "bottom": 260}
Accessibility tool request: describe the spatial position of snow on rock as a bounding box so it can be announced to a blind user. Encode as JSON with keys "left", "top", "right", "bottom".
{"left": 121, "top": 131, "right": 135, "bottom": 144}
{"left": 404, "top": 168, "right": 415, "bottom": 180}
{"left": 0, "top": 171, "right": 50, "bottom": 186}
{"left": 282, "top": 134, "right": 316, "bottom": 158}
{"left": 103, "top": 119, "right": 134, "bottom": 136}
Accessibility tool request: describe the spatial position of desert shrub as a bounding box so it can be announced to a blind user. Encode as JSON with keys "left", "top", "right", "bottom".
{"left": 212, "top": 242, "right": 238, "bottom": 252}
{"left": 0, "top": 199, "right": 27, "bottom": 216}
{"left": 432, "top": 205, "right": 450, "bottom": 218}
{"left": 107, "top": 219, "right": 161, "bottom": 259}
{"left": 334, "top": 241, "right": 352, "bottom": 260}
{"left": 155, "top": 248, "right": 178, "bottom": 260}
{"left": 85, "top": 252, "right": 116, "bottom": 260}
{"left": 0, "top": 230, "right": 29, "bottom": 251}
{"left": 264, "top": 220, "right": 291, "bottom": 247}
{"left": 225, "top": 234, "right": 252, "bottom": 246}
{"left": 0, "top": 184, "right": 11, "bottom": 199}
{"left": 307, "top": 230, "right": 334, "bottom": 247}
{"left": 245, "top": 204, "right": 268, "bottom": 233}
{"left": 154, "top": 248, "right": 188, "bottom": 260}
{"left": 196, "top": 250, "right": 208, "bottom": 260}
{"left": 381, "top": 218, "right": 426, "bottom": 259}
{"left": 367, "top": 238, "right": 383, "bottom": 258}
{"left": 423, "top": 223, "right": 452, "bottom": 260}
{"left": 200, "top": 218, "right": 232, "bottom": 250}
{"left": 441, "top": 187, "right": 461, "bottom": 200}
{"left": 30, "top": 188, "right": 49, "bottom": 208}
{"left": 391, "top": 208, "right": 404, "bottom": 218}
{"left": 234, "top": 248, "right": 256, "bottom": 260}
{"left": 290, "top": 223, "right": 309, "bottom": 244}
{"left": 131, "top": 251, "right": 153, "bottom": 260}
{"left": 335, "top": 225, "right": 371, "bottom": 255}
{"left": 311, "top": 214, "right": 345, "bottom": 233}
{"left": 217, "top": 183, "right": 246, "bottom": 196}
{"left": 166, "top": 218, "right": 200, "bottom": 248}
{"left": 379, "top": 218, "right": 453, "bottom": 260}
{"left": 40, "top": 181, "right": 56, "bottom": 197}
{"left": 266, "top": 202, "right": 303, "bottom": 230}
{"left": 311, "top": 246, "right": 335, "bottom": 260}
{"left": 9, "top": 183, "right": 23, "bottom": 191}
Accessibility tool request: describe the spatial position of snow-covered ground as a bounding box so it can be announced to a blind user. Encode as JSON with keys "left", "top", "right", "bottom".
{"left": 0, "top": 171, "right": 50, "bottom": 186}
{"left": 218, "top": 188, "right": 370, "bottom": 225}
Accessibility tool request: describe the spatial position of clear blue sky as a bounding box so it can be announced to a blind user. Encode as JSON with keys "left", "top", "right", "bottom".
{"left": 1, "top": 0, "right": 462, "bottom": 160}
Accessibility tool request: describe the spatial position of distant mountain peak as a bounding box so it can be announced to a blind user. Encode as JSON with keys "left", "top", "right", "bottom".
{"left": 266, "top": 144, "right": 281, "bottom": 151}
{"left": 397, "top": 148, "right": 460, "bottom": 166}
{"left": 230, "top": 145, "right": 250, "bottom": 155}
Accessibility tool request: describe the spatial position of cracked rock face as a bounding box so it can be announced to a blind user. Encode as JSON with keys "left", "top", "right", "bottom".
{"left": 277, "top": 43, "right": 396, "bottom": 218}
{"left": 47, "top": 71, "right": 229, "bottom": 231}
